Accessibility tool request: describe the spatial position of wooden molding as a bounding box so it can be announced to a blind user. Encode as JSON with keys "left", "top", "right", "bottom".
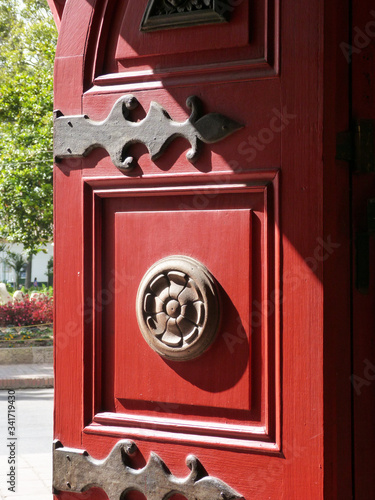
{"left": 80, "top": 170, "right": 281, "bottom": 453}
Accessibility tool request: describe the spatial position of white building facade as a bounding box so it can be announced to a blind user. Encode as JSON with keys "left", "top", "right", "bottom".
{"left": 0, "top": 243, "right": 53, "bottom": 287}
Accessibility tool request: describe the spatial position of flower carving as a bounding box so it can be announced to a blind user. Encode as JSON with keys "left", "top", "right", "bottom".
{"left": 136, "top": 256, "right": 220, "bottom": 361}
{"left": 155, "top": 0, "right": 213, "bottom": 15}
{"left": 140, "top": 0, "right": 230, "bottom": 33}
{"left": 144, "top": 271, "right": 204, "bottom": 348}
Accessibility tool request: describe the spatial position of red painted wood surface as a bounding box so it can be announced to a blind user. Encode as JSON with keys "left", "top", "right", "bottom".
{"left": 51, "top": 0, "right": 357, "bottom": 498}
{"left": 46, "top": 0, "right": 65, "bottom": 30}
{"left": 114, "top": 209, "right": 252, "bottom": 409}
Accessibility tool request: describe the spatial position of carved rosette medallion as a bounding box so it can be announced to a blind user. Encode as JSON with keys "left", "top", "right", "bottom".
{"left": 136, "top": 256, "right": 221, "bottom": 361}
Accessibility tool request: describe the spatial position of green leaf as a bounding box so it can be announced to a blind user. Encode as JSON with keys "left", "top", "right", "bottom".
{"left": 0, "top": 0, "right": 56, "bottom": 255}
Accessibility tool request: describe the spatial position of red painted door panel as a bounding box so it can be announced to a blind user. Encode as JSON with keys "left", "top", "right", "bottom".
{"left": 114, "top": 208, "right": 253, "bottom": 409}
{"left": 91, "top": 172, "right": 278, "bottom": 456}
{"left": 51, "top": 0, "right": 356, "bottom": 498}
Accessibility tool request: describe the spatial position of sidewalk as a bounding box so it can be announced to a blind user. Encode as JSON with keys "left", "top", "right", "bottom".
{"left": 0, "top": 364, "right": 53, "bottom": 390}
{"left": 0, "top": 361, "right": 54, "bottom": 498}
{"left": 0, "top": 388, "right": 54, "bottom": 499}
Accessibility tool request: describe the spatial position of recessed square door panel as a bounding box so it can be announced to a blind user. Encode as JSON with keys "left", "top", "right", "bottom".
{"left": 88, "top": 172, "right": 279, "bottom": 452}
{"left": 114, "top": 209, "right": 252, "bottom": 411}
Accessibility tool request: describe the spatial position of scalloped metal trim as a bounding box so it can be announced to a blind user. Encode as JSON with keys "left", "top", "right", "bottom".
{"left": 53, "top": 440, "right": 244, "bottom": 500}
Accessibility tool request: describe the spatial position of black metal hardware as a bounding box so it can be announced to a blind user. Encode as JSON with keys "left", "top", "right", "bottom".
{"left": 54, "top": 95, "right": 243, "bottom": 173}
{"left": 336, "top": 119, "right": 375, "bottom": 173}
{"left": 356, "top": 198, "right": 375, "bottom": 293}
{"left": 53, "top": 440, "right": 244, "bottom": 500}
{"left": 140, "top": 0, "right": 230, "bottom": 32}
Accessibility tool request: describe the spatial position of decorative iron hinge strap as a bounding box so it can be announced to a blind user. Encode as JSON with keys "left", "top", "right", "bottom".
{"left": 336, "top": 119, "right": 375, "bottom": 173}
{"left": 53, "top": 440, "right": 244, "bottom": 500}
{"left": 54, "top": 95, "right": 243, "bottom": 173}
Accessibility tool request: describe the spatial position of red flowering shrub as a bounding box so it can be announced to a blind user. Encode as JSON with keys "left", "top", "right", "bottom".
{"left": 0, "top": 295, "right": 53, "bottom": 327}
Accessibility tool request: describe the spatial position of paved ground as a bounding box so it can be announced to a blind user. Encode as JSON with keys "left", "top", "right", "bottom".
{"left": 0, "top": 364, "right": 54, "bottom": 390}
{"left": 0, "top": 388, "right": 54, "bottom": 499}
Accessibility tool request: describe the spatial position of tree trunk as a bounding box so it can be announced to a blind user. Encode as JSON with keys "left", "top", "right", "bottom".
{"left": 25, "top": 255, "right": 32, "bottom": 289}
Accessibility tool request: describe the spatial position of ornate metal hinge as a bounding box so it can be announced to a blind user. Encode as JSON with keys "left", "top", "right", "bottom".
{"left": 54, "top": 95, "right": 243, "bottom": 173}
{"left": 53, "top": 440, "right": 244, "bottom": 500}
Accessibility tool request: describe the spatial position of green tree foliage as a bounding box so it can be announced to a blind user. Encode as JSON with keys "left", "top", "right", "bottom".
{"left": 0, "top": 0, "right": 56, "bottom": 256}
{"left": 1, "top": 251, "right": 27, "bottom": 289}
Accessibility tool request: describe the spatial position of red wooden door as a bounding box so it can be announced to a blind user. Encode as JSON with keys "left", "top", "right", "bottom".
{"left": 49, "top": 0, "right": 357, "bottom": 498}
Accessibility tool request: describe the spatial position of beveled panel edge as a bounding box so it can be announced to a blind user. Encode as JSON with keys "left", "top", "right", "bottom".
{"left": 82, "top": 168, "right": 280, "bottom": 190}
{"left": 90, "top": 59, "right": 277, "bottom": 94}
{"left": 83, "top": 419, "right": 281, "bottom": 454}
{"left": 93, "top": 411, "right": 270, "bottom": 440}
